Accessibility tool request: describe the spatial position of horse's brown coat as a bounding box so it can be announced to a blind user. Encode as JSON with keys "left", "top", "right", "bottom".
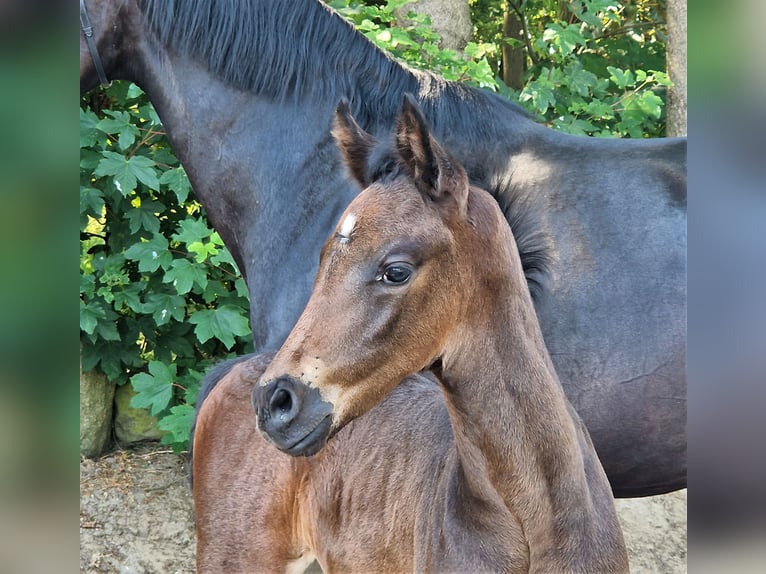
{"left": 194, "top": 98, "right": 628, "bottom": 572}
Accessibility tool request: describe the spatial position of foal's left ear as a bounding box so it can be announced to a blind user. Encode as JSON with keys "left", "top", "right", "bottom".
{"left": 395, "top": 94, "right": 468, "bottom": 216}
{"left": 332, "top": 99, "right": 378, "bottom": 189}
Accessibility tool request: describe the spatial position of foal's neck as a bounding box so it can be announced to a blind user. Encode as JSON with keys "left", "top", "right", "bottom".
{"left": 441, "top": 286, "right": 579, "bottom": 490}
{"left": 437, "top": 229, "right": 598, "bottom": 560}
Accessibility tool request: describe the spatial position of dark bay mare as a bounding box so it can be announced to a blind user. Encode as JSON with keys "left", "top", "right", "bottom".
{"left": 80, "top": 0, "right": 686, "bottom": 497}
{"left": 195, "top": 97, "right": 630, "bottom": 572}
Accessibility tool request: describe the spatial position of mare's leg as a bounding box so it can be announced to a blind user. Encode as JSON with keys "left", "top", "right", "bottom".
{"left": 193, "top": 356, "right": 301, "bottom": 572}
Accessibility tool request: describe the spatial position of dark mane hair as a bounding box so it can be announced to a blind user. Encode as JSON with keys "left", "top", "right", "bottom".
{"left": 138, "top": 0, "right": 551, "bottom": 299}
{"left": 492, "top": 178, "right": 554, "bottom": 300}
{"left": 138, "top": 0, "right": 415, "bottom": 112}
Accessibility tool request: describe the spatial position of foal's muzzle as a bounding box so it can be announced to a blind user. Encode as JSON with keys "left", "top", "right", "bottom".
{"left": 252, "top": 376, "right": 334, "bottom": 457}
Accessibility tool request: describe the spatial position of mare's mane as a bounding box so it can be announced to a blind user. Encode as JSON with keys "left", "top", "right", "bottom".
{"left": 138, "top": 0, "right": 552, "bottom": 298}
{"left": 138, "top": 0, "right": 413, "bottom": 112}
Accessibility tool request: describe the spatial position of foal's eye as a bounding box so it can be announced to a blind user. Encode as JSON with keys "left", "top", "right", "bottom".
{"left": 380, "top": 263, "right": 413, "bottom": 285}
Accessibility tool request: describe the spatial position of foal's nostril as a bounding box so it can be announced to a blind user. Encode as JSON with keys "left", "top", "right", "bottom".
{"left": 254, "top": 376, "right": 334, "bottom": 455}
{"left": 270, "top": 387, "right": 293, "bottom": 417}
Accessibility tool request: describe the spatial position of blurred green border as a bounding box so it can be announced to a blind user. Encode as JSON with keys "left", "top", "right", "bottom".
{"left": 0, "top": 1, "right": 79, "bottom": 570}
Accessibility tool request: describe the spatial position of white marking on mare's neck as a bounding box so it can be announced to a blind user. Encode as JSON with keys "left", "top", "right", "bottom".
{"left": 338, "top": 213, "right": 356, "bottom": 243}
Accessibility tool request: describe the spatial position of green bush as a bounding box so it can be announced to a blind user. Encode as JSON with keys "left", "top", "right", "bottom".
{"left": 519, "top": 0, "right": 671, "bottom": 137}
{"left": 80, "top": 83, "right": 252, "bottom": 451}
{"left": 331, "top": 0, "right": 502, "bottom": 90}
{"left": 471, "top": 0, "right": 671, "bottom": 137}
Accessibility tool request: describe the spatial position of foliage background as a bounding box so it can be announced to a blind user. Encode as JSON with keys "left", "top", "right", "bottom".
{"left": 80, "top": 0, "right": 671, "bottom": 451}
{"left": 80, "top": 83, "right": 253, "bottom": 449}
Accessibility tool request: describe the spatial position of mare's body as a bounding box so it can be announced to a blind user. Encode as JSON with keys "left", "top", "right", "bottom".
{"left": 80, "top": 0, "right": 686, "bottom": 495}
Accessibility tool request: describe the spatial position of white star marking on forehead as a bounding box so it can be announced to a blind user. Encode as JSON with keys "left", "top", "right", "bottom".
{"left": 338, "top": 213, "right": 356, "bottom": 243}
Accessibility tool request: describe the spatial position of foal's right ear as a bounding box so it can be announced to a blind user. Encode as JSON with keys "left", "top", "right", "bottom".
{"left": 332, "top": 99, "right": 377, "bottom": 189}
{"left": 395, "top": 94, "right": 468, "bottom": 218}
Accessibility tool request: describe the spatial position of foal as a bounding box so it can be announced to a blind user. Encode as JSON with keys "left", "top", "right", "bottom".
{"left": 194, "top": 97, "right": 628, "bottom": 573}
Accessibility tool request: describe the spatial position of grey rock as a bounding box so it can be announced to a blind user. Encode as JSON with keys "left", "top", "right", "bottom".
{"left": 80, "top": 361, "right": 116, "bottom": 458}
{"left": 113, "top": 383, "right": 163, "bottom": 444}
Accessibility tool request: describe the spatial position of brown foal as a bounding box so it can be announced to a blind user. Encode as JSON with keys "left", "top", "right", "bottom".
{"left": 193, "top": 96, "right": 628, "bottom": 573}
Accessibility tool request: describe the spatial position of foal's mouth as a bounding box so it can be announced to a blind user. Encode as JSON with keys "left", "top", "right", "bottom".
{"left": 281, "top": 414, "right": 333, "bottom": 457}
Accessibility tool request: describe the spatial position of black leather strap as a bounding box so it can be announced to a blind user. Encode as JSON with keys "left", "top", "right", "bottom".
{"left": 80, "top": 0, "right": 110, "bottom": 87}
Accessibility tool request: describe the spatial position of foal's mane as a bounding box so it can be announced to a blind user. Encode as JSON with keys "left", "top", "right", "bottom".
{"left": 138, "top": 0, "right": 552, "bottom": 299}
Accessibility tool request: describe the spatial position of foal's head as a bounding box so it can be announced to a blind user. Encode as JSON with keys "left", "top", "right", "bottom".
{"left": 253, "top": 95, "right": 519, "bottom": 456}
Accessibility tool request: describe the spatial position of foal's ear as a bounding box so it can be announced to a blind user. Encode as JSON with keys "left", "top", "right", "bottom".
{"left": 395, "top": 94, "right": 468, "bottom": 216}
{"left": 332, "top": 99, "right": 377, "bottom": 188}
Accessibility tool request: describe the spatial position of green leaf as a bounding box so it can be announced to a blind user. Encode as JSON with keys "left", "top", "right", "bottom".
{"left": 112, "top": 282, "right": 145, "bottom": 313}
{"left": 124, "top": 234, "right": 171, "bottom": 272}
{"left": 179, "top": 371, "right": 203, "bottom": 405}
{"left": 584, "top": 100, "right": 615, "bottom": 119}
{"left": 142, "top": 292, "right": 186, "bottom": 325}
{"left": 543, "top": 23, "right": 586, "bottom": 56}
{"left": 187, "top": 240, "right": 218, "bottom": 263}
{"left": 95, "top": 318, "right": 121, "bottom": 342}
{"left": 210, "top": 246, "right": 239, "bottom": 271}
{"left": 553, "top": 117, "right": 598, "bottom": 136}
{"left": 157, "top": 404, "right": 196, "bottom": 450}
{"left": 615, "top": 110, "right": 645, "bottom": 138}
{"left": 82, "top": 339, "right": 139, "bottom": 384}
{"left": 649, "top": 70, "right": 673, "bottom": 88}
{"left": 521, "top": 79, "right": 556, "bottom": 115}
{"left": 80, "top": 107, "right": 102, "bottom": 148}
{"left": 96, "top": 110, "right": 140, "bottom": 150}
{"left": 202, "top": 280, "right": 231, "bottom": 304}
{"left": 80, "top": 272, "right": 96, "bottom": 298}
{"left": 125, "top": 199, "right": 164, "bottom": 234}
{"left": 189, "top": 305, "right": 251, "bottom": 349}
{"left": 94, "top": 151, "right": 134, "bottom": 194}
{"left": 637, "top": 91, "right": 664, "bottom": 119}
{"left": 163, "top": 258, "right": 208, "bottom": 295}
{"left": 80, "top": 186, "right": 105, "bottom": 216}
{"left": 607, "top": 66, "right": 635, "bottom": 89}
{"left": 137, "top": 103, "right": 162, "bottom": 127}
{"left": 126, "top": 83, "right": 144, "bottom": 99}
{"left": 130, "top": 361, "right": 177, "bottom": 416}
{"left": 233, "top": 277, "right": 249, "bottom": 299}
{"left": 172, "top": 217, "right": 213, "bottom": 246}
{"left": 375, "top": 29, "right": 392, "bottom": 44}
{"left": 159, "top": 167, "right": 191, "bottom": 203}
{"left": 558, "top": 24, "right": 586, "bottom": 54}
{"left": 80, "top": 299, "right": 121, "bottom": 341}
{"left": 80, "top": 300, "right": 105, "bottom": 335}
{"left": 388, "top": 28, "right": 417, "bottom": 48}
{"left": 154, "top": 330, "right": 196, "bottom": 363}
{"left": 567, "top": 67, "right": 598, "bottom": 97}
{"left": 94, "top": 152, "right": 160, "bottom": 194}
{"left": 126, "top": 154, "right": 161, "bottom": 189}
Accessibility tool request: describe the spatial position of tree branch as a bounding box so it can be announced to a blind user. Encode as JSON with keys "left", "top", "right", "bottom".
{"left": 507, "top": 0, "right": 539, "bottom": 67}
